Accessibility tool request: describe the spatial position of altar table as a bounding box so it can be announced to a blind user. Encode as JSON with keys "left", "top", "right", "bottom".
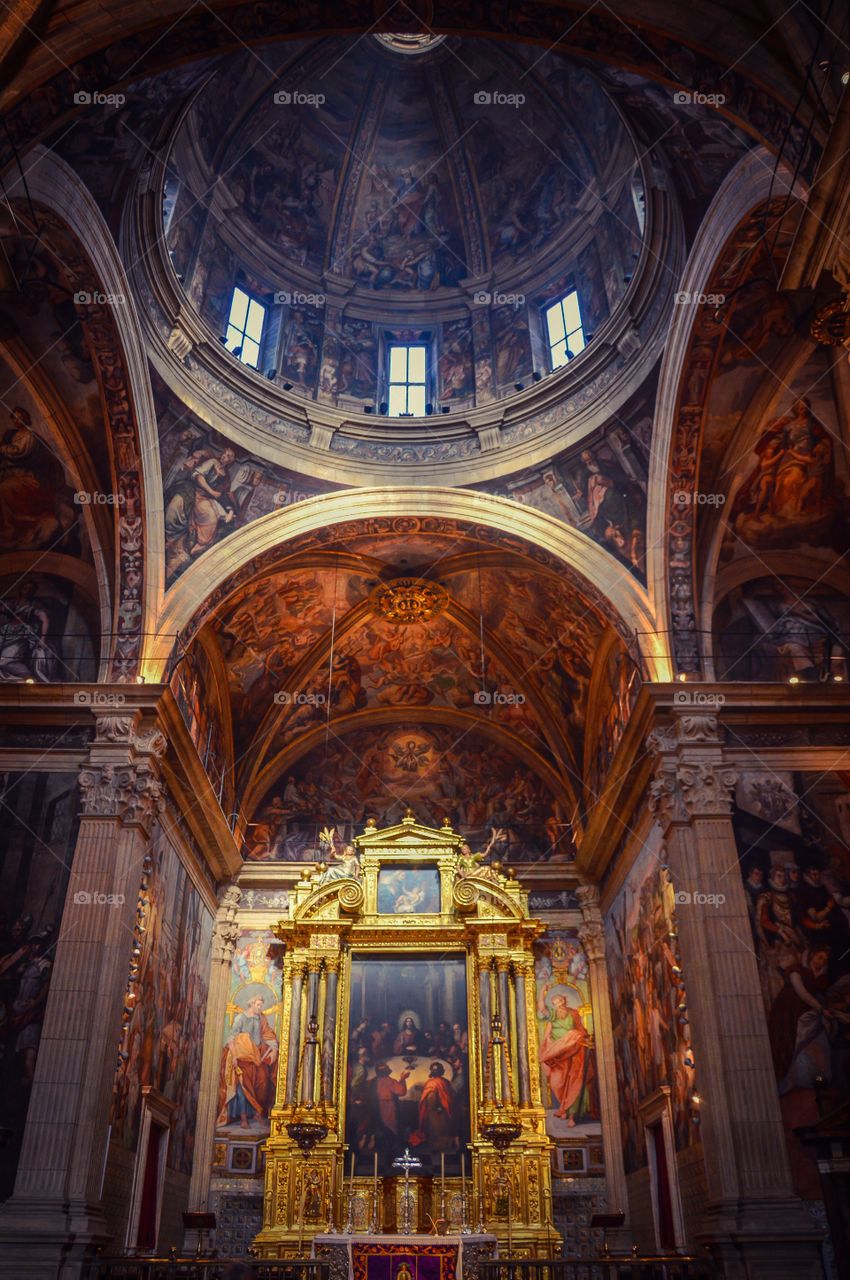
{"left": 313, "top": 1232, "right": 498, "bottom": 1280}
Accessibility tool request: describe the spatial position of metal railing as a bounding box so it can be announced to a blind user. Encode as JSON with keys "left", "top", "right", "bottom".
{"left": 84, "top": 1259, "right": 328, "bottom": 1280}
{"left": 480, "top": 1256, "right": 720, "bottom": 1280}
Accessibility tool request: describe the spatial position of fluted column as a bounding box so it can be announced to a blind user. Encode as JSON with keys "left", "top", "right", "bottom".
{"left": 647, "top": 710, "right": 821, "bottom": 1277}
{"left": 0, "top": 710, "right": 166, "bottom": 1276}
{"left": 575, "top": 884, "right": 628, "bottom": 1239}
{"left": 185, "top": 883, "right": 241, "bottom": 1239}
{"left": 285, "top": 963, "right": 305, "bottom": 1104}
{"left": 321, "top": 962, "right": 339, "bottom": 1103}
{"left": 513, "top": 961, "right": 531, "bottom": 1106}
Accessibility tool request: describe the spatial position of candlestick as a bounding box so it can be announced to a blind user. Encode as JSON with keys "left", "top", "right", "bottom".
{"left": 370, "top": 1151, "right": 379, "bottom": 1232}
{"left": 325, "top": 1154, "right": 338, "bottom": 1234}
{"left": 507, "top": 1183, "right": 513, "bottom": 1258}
{"left": 460, "top": 1154, "right": 471, "bottom": 1235}
{"left": 440, "top": 1152, "right": 446, "bottom": 1219}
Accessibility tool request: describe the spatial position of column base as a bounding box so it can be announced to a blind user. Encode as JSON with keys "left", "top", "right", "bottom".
{"left": 699, "top": 1196, "right": 825, "bottom": 1279}
{"left": 0, "top": 1197, "right": 112, "bottom": 1279}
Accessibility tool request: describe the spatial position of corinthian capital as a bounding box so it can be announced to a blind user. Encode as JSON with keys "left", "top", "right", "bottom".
{"left": 78, "top": 757, "right": 165, "bottom": 831}
{"left": 649, "top": 758, "right": 737, "bottom": 826}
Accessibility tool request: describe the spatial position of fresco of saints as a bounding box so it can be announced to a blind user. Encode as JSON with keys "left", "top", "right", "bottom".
{"left": 537, "top": 988, "right": 591, "bottom": 1126}
{"left": 217, "top": 994, "right": 278, "bottom": 1129}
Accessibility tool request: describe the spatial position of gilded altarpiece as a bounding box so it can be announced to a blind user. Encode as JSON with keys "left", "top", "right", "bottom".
{"left": 255, "top": 816, "right": 556, "bottom": 1257}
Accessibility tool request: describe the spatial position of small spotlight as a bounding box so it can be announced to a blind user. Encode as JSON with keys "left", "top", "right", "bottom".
{"left": 425, "top": 403, "right": 434, "bottom": 415}
{"left": 266, "top": 369, "right": 277, "bottom": 380}
{"left": 677, "top": 672, "right": 687, "bottom": 682}
{"left": 379, "top": 403, "right": 388, "bottom": 415}
{"left": 843, "top": 69, "right": 850, "bottom": 85}
{"left": 364, "top": 405, "right": 374, "bottom": 414}
{"left": 586, "top": 332, "right": 595, "bottom": 341}
{"left": 135, "top": 675, "right": 145, "bottom": 684}
{"left": 283, "top": 382, "right": 293, "bottom": 391}
{"left": 25, "top": 677, "right": 34, "bottom": 684}
{"left": 441, "top": 406, "right": 450, "bottom": 414}
{"left": 566, "top": 350, "right": 575, "bottom": 360}
{"left": 532, "top": 371, "right": 542, "bottom": 382}
{"left": 219, "top": 335, "right": 228, "bottom": 344}
{"left": 624, "top": 273, "right": 633, "bottom": 283}
{"left": 788, "top": 675, "right": 800, "bottom": 685}
{"left": 835, "top": 674, "right": 844, "bottom": 682}
{"left": 514, "top": 381, "right": 524, "bottom": 391}
{"left": 691, "top": 1092, "right": 702, "bottom": 1106}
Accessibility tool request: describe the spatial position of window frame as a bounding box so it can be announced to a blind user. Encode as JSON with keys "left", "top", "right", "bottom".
{"left": 225, "top": 285, "right": 266, "bottom": 370}
{"left": 543, "top": 288, "right": 586, "bottom": 371}
{"left": 386, "top": 341, "right": 429, "bottom": 417}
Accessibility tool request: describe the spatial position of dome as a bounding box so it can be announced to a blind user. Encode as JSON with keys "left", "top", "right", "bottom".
{"left": 165, "top": 36, "right": 645, "bottom": 411}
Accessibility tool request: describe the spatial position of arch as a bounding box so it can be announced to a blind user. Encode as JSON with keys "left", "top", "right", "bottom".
{"left": 143, "top": 488, "right": 669, "bottom": 683}
{"left": 647, "top": 147, "right": 805, "bottom": 675}
{"left": 9, "top": 147, "right": 163, "bottom": 679}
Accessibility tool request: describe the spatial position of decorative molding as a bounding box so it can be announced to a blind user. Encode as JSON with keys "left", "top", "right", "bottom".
{"left": 212, "top": 882, "right": 242, "bottom": 964}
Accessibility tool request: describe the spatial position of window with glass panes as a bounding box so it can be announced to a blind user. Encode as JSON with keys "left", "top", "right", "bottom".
{"left": 225, "top": 287, "right": 265, "bottom": 369}
{"left": 544, "top": 290, "right": 585, "bottom": 370}
{"left": 387, "top": 344, "right": 427, "bottom": 416}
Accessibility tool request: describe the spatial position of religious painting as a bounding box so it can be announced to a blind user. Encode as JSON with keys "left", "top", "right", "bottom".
{"left": 377, "top": 866, "right": 441, "bottom": 915}
{"left": 734, "top": 771, "right": 850, "bottom": 1201}
{"left": 242, "top": 724, "right": 571, "bottom": 864}
{"left": 0, "top": 770, "right": 78, "bottom": 1201}
{"left": 0, "top": 389, "right": 81, "bottom": 557}
{"left": 583, "top": 635, "right": 642, "bottom": 805}
{"left": 533, "top": 931, "right": 600, "bottom": 1140}
{"left": 438, "top": 319, "right": 474, "bottom": 402}
{"left": 110, "top": 824, "right": 213, "bottom": 1176}
{"left": 346, "top": 954, "right": 470, "bottom": 1176}
{"left": 714, "top": 579, "right": 850, "bottom": 682}
{"left": 157, "top": 386, "right": 334, "bottom": 584}
{"left": 474, "top": 402, "right": 652, "bottom": 582}
{"left": 604, "top": 834, "right": 698, "bottom": 1173}
{"left": 0, "top": 573, "right": 98, "bottom": 683}
{"left": 215, "top": 930, "right": 284, "bottom": 1142}
{"left": 169, "top": 639, "right": 230, "bottom": 806}
{"left": 722, "top": 353, "right": 848, "bottom": 559}
{"left": 491, "top": 303, "right": 532, "bottom": 388}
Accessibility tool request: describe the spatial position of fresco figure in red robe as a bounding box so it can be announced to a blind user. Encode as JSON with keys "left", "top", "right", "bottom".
{"left": 538, "top": 993, "right": 590, "bottom": 1125}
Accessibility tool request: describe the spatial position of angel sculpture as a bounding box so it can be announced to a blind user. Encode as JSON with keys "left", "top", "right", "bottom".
{"left": 456, "top": 827, "right": 506, "bottom": 880}
{"left": 313, "top": 827, "right": 362, "bottom": 884}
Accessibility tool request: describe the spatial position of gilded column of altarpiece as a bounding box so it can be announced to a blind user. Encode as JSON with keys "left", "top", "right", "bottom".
{"left": 254, "top": 815, "right": 557, "bottom": 1258}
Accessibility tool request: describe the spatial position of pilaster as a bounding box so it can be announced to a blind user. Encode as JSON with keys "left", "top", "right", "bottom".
{"left": 647, "top": 710, "right": 823, "bottom": 1278}
{"left": 184, "top": 883, "right": 242, "bottom": 1247}
{"left": 575, "top": 884, "right": 629, "bottom": 1246}
{"left": 0, "top": 710, "right": 166, "bottom": 1277}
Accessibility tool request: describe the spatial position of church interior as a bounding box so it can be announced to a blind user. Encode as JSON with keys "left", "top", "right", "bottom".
{"left": 1, "top": 2, "right": 850, "bottom": 1277}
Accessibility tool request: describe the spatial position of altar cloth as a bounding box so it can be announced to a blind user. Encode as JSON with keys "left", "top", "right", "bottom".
{"left": 313, "top": 1232, "right": 497, "bottom": 1280}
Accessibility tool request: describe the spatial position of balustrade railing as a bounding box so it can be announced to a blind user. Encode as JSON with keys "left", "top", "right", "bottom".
{"left": 480, "top": 1256, "right": 720, "bottom": 1280}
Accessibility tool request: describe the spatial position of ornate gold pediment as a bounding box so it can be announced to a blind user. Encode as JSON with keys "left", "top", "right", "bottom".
{"left": 279, "top": 812, "right": 530, "bottom": 932}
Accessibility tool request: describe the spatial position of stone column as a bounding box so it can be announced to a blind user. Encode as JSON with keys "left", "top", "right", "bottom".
{"left": 184, "top": 883, "right": 241, "bottom": 1244}
{"left": 647, "top": 710, "right": 822, "bottom": 1278}
{"left": 0, "top": 710, "right": 166, "bottom": 1278}
{"left": 575, "top": 884, "right": 629, "bottom": 1241}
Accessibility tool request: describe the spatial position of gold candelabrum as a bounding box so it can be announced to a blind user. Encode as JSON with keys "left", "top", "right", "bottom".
{"left": 252, "top": 815, "right": 557, "bottom": 1259}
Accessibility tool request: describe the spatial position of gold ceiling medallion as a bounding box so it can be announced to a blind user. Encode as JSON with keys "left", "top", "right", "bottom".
{"left": 810, "top": 297, "right": 850, "bottom": 347}
{"left": 369, "top": 577, "right": 448, "bottom": 624}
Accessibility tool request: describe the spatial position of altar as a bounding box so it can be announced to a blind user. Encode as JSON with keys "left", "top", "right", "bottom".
{"left": 253, "top": 815, "right": 557, "bottom": 1259}
{"left": 313, "top": 1233, "right": 498, "bottom": 1280}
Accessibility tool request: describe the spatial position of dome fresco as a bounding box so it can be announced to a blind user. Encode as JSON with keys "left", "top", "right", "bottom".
{"left": 165, "top": 36, "right": 644, "bottom": 411}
